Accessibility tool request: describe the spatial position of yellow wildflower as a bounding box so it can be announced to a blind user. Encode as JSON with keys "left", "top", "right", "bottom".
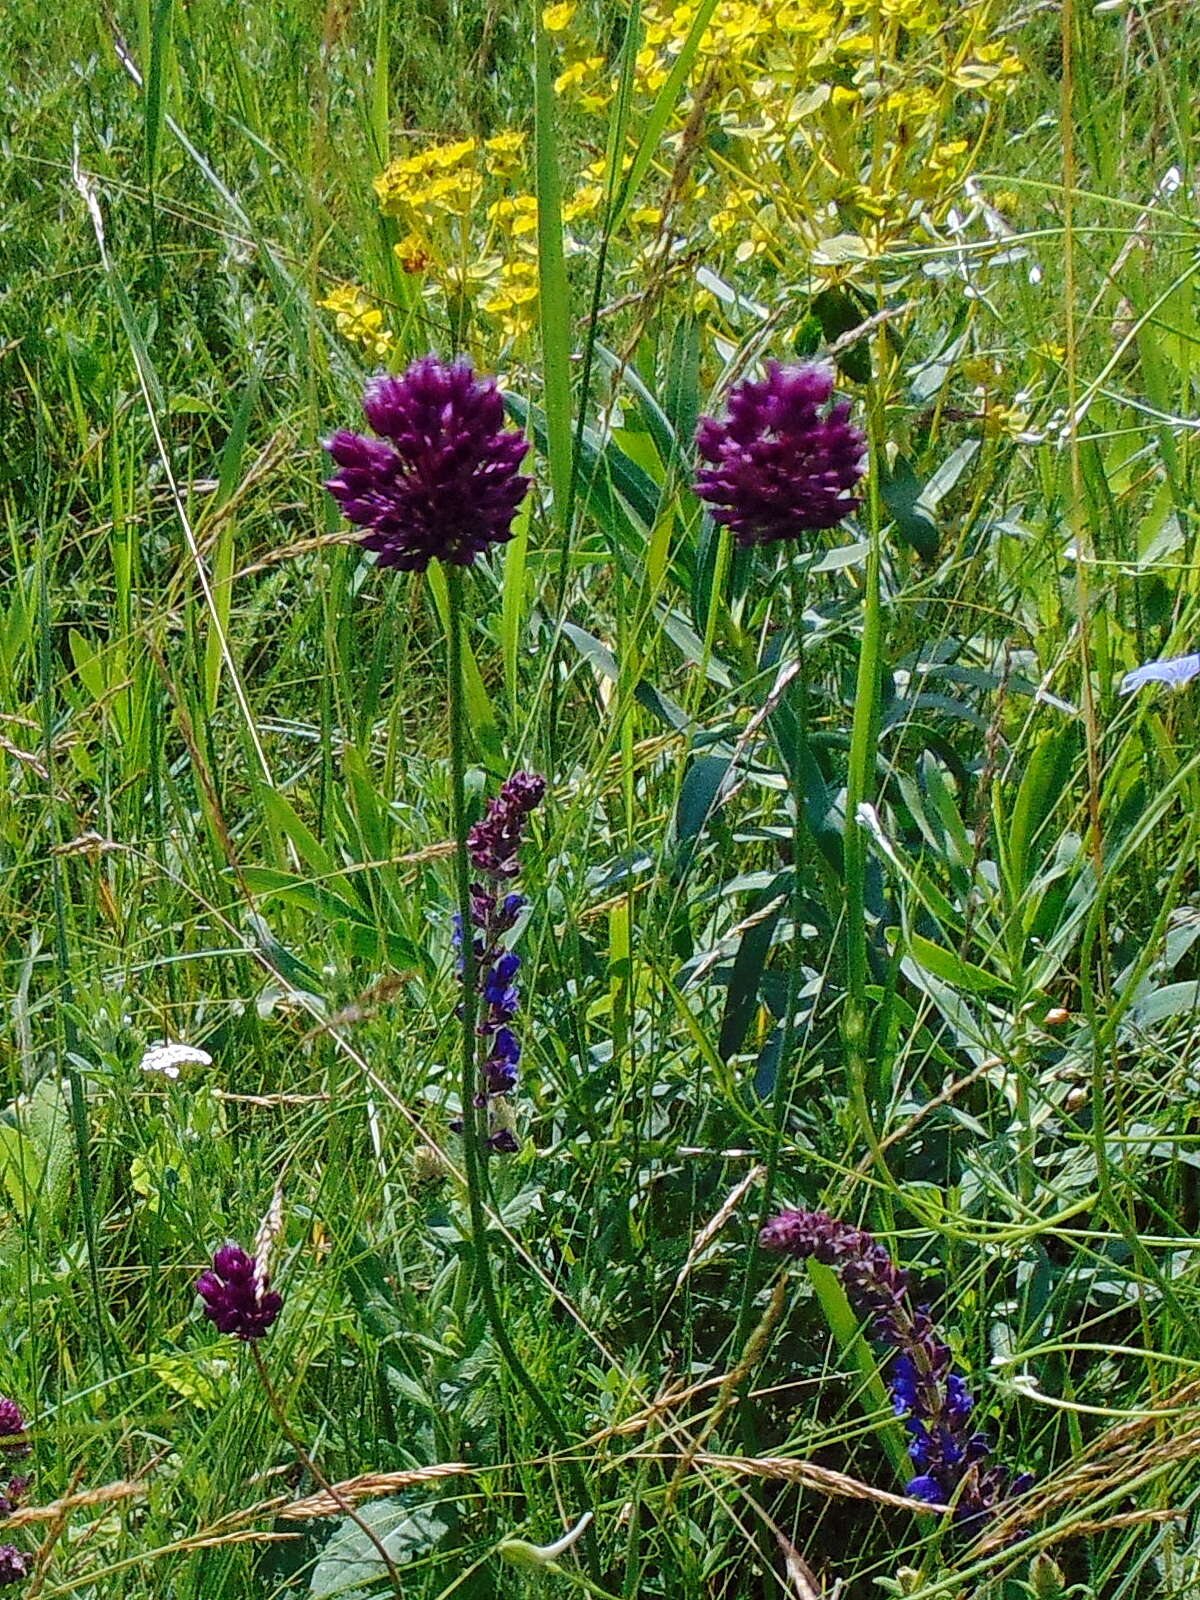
{"left": 542, "top": 1, "right": 576, "bottom": 30}
{"left": 555, "top": 54, "right": 605, "bottom": 95}
{"left": 930, "top": 139, "right": 968, "bottom": 174}
{"left": 482, "top": 258, "right": 540, "bottom": 313}
{"left": 319, "top": 284, "right": 394, "bottom": 358}
{"left": 563, "top": 185, "right": 603, "bottom": 222}
{"left": 488, "top": 194, "right": 540, "bottom": 236}
{"left": 394, "top": 232, "right": 431, "bottom": 273}
{"left": 482, "top": 259, "right": 540, "bottom": 341}
{"left": 484, "top": 130, "right": 527, "bottom": 177}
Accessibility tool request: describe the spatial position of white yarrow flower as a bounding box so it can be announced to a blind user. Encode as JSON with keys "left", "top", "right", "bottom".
{"left": 140, "top": 1041, "right": 213, "bottom": 1080}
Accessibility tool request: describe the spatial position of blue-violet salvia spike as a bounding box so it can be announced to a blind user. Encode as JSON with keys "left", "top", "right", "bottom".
{"left": 761, "top": 1208, "right": 1032, "bottom": 1530}
{"left": 324, "top": 356, "right": 530, "bottom": 571}
{"left": 453, "top": 773, "right": 546, "bottom": 1151}
{"left": 196, "top": 1243, "right": 283, "bottom": 1341}
{"left": 695, "top": 361, "right": 866, "bottom": 548}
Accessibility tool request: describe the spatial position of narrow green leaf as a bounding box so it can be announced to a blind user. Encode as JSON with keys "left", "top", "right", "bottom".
{"left": 533, "top": 14, "right": 573, "bottom": 525}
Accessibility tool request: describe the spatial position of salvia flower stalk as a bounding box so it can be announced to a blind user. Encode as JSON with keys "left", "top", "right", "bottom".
{"left": 695, "top": 361, "right": 867, "bottom": 548}
{"left": 324, "top": 356, "right": 531, "bottom": 571}
{"left": 196, "top": 1243, "right": 283, "bottom": 1341}
{"left": 452, "top": 771, "right": 546, "bottom": 1151}
{"left": 760, "top": 1208, "right": 1033, "bottom": 1528}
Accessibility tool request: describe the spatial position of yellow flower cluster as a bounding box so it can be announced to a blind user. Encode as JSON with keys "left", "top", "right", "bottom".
{"left": 545, "top": 0, "right": 1023, "bottom": 285}
{"left": 321, "top": 0, "right": 1025, "bottom": 370}
{"left": 318, "top": 284, "right": 394, "bottom": 358}
{"left": 365, "top": 132, "right": 544, "bottom": 346}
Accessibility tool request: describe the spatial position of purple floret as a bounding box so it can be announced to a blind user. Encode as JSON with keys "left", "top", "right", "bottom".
{"left": 196, "top": 1243, "right": 283, "bottom": 1341}
{"left": 695, "top": 361, "right": 866, "bottom": 548}
{"left": 324, "top": 357, "right": 530, "bottom": 571}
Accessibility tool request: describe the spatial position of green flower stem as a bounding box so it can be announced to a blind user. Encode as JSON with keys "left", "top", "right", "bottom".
{"left": 444, "top": 567, "right": 598, "bottom": 1579}
{"left": 731, "top": 554, "right": 811, "bottom": 1378}
{"left": 250, "top": 1343, "right": 404, "bottom": 1599}
{"left": 842, "top": 361, "right": 888, "bottom": 1161}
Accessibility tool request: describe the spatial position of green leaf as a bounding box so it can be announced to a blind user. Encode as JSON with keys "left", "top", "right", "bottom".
{"left": 308, "top": 1501, "right": 452, "bottom": 1599}
{"left": 719, "top": 886, "right": 786, "bottom": 1061}
{"left": 880, "top": 453, "right": 939, "bottom": 562}
{"left": 900, "top": 932, "right": 1010, "bottom": 999}
{"left": 533, "top": 13, "right": 573, "bottom": 527}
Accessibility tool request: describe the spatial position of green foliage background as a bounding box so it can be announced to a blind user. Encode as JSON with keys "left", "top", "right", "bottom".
{"left": 4, "top": 0, "right": 1200, "bottom": 1596}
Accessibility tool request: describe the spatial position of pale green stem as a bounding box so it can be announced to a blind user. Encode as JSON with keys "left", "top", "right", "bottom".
{"left": 444, "top": 566, "right": 598, "bottom": 1578}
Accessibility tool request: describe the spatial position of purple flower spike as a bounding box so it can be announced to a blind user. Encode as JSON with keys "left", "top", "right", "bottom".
{"left": 695, "top": 362, "right": 866, "bottom": 548}
{"left": 196, "top": 1243, "right": 283, "bottom": 1341}
{"left": 0, "top": 1546, "right": 26, "bottom": 1585}
{"left": 457, "top": 773, "right": 546, "bottom": 1151}
{"left": 325, "top": 356, "right": 530, "bottom": 571}
{"left": 761, "top": 1208, "right": 1031, "bottom": 1530}
{"left": 0, "top": 1404, "right": 27, "bottom": 1464}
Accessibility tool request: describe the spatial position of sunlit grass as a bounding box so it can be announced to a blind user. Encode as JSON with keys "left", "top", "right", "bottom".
{"left": 3, "top": 0, "right": 1200, "bottom": 1595}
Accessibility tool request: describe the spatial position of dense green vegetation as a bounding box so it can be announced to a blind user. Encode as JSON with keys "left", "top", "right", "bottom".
{"left": 4, "top": 0, "right": 1200, "bottom": 1595}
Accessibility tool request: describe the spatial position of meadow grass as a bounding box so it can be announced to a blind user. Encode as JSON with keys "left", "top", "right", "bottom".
{"left": 4, "top": 0, "right": 1200, "bottom": 1595}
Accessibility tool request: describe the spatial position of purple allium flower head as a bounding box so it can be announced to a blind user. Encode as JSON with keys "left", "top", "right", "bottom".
{"left": 0, "top": 1546, "right": 26, "bottom": 1585}
{"left": 325, "top": 356, "right": 531, "bottom": 572}
{"left": 761, "top": 1208, "right": 1031, "bottom": 1529}
{"left": 695, "top": 362, "right": 866, "bottom": 548}
{"left": 196, "top": 1243, "right": 283, "bottom": 1341}
{"left": 0, "top": 1405, "right": 27, "bottom": 1464}
{"left": 0, "top": 1477, "right": 29, "bottom": 1520}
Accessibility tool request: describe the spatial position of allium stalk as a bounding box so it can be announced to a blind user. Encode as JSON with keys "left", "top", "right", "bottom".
{"left": 325, "top": 356, "right": 530, "bottom": 571}
{"left": 694, "top": 362, "right": 866, "bottom": 548}
{"left": 761, "top": 1209, "right": 1033, "bottom": 1528}
{"left": 452, "top": 772, "right": 545, "bottom": 1151}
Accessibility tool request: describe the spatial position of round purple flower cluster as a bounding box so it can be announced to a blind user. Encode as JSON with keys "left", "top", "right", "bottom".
{"left": 0, "top": 1397, "right": 30, "bottom": 1584}
{"left": 196, "top": 1244, "right": 284, "bottom": 1341}
{"left": 695, "top": 362, "right": 866, "bottom": 548}
{"left": 0, "top": 1404, "right": 24, "bottom": 1457}
{"left": 325, "top": 356, "right": 531, "bottom": 572}
{"left": 0, "top": 1547, "right": 26, "bottom": 1586}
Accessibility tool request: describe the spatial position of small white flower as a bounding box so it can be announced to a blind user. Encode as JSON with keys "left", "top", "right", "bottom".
{"left": 140, "top": 1041, "right": 212, "bottom": 1080}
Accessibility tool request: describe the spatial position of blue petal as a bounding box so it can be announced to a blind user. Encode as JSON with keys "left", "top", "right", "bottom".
{"left": 905, "top": 1474, "right": 943, "bottom": 1503}
{"left": 1119, "top": 653, "right": 1200, "bottom": 694}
